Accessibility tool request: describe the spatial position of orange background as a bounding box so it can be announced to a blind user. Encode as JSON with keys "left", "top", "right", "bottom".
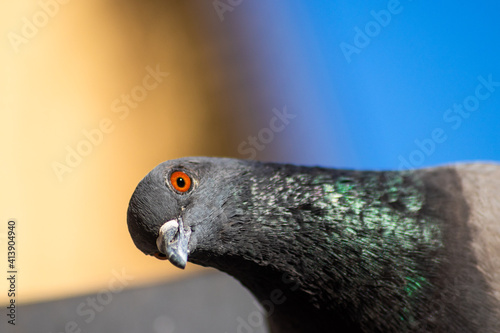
{"left": 1, "top": 0, "right": 259, "bottom": 304}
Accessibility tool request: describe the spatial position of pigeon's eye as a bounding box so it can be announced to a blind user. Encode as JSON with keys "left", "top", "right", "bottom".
{"left": 170, "top": 171, "right": 192, "bottom": 193}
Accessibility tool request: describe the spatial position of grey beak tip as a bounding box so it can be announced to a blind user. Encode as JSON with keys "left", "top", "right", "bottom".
{"left": 167, "top": 253, "right": 187, "bottom": 269}
{"left": 156, "top": 218, "right": 191, "bottom": 269}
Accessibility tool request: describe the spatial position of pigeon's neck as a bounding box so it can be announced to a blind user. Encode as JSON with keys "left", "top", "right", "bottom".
{"left": 238, "top": 163, "right": 439, "bottom": 291}
{"left": 193, "top": 163, "right": 495, "bottom": 331}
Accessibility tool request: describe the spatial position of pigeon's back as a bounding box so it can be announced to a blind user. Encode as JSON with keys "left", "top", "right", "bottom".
{"left": 410, "top": 163, "right": 500, "bottom": 331}
{"left": 454, "top": 164, "right": 500, "bottom": 310}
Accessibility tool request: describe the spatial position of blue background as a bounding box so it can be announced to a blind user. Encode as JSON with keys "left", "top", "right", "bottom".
{"left": 242, "top": 1, "right": 500, "bottom": 169}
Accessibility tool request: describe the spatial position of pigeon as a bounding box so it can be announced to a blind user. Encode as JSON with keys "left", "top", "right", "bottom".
{"left": 127, "top": 157, "right": 500, "bottom": 333}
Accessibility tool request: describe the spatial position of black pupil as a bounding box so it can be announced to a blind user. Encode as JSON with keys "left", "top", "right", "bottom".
{"left": 176, "top": 177, "right": 186, "bottom": 188}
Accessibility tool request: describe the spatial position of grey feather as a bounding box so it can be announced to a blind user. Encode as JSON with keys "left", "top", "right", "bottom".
{"left": 127, "top": 157, "right": 500, "bottom": 333}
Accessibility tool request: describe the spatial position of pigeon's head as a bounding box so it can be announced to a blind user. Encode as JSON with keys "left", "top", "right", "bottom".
{"left": 127, "top": 157, "right": 247, "bottom": 269}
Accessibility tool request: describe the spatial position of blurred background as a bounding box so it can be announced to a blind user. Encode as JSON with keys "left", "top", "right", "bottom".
{"left": 1, "top": 0, "right": 500, "bottom": 332}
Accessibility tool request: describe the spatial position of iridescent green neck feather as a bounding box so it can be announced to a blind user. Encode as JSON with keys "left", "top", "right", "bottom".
{"left": 190, "top": 162, "right": 494, "bottom": 332}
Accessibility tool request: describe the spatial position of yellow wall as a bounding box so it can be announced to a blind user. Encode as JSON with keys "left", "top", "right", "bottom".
{"left": 0, "top": 0, "right": 236, "bottom": 304}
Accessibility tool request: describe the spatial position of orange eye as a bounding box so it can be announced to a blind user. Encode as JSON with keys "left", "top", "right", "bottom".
{"left": 170, "top": 171, "right": 192, "bottom": 193}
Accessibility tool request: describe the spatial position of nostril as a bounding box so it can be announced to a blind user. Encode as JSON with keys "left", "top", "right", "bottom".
{"left": 153, "top": 252, "right": 168, "bottom": 260}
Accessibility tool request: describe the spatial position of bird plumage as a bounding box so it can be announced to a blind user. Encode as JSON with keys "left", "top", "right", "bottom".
{"left": 127, "top": 157, "right": 500, "bottom": 332}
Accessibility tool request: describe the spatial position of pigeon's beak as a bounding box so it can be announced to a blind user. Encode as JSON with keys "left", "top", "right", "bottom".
{"left": 155, "top": 217, "right": 192, "bottom": 269}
